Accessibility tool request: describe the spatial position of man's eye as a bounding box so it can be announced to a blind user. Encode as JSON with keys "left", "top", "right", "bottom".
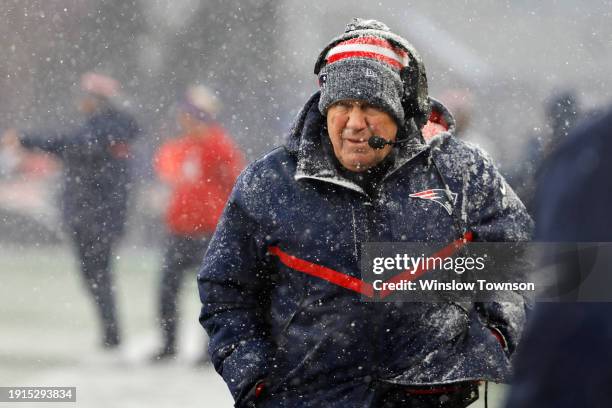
{"left": 364, "top": 105, "right": 383, "bottom": 114}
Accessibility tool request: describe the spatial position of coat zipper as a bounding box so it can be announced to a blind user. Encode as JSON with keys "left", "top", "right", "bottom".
{"left": 362, "top": 189, "right": 384, "bottom": 391}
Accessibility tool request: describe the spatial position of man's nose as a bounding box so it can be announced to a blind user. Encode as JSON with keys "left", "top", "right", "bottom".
{"left": 345, "top": 107, "right": 368, "bottom": 131}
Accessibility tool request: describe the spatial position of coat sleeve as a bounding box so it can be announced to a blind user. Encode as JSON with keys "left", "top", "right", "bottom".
{"left": 197, "top": 164, "right": 275, "bottom": 405}
{"left": 18, "top": 127, "right": 82, "bottom": 156}
{"left": 19, "top": 111, "right": 139, "bottom": 157}
{"left": 465, "top": 148, "right": 534, "bottom": 354}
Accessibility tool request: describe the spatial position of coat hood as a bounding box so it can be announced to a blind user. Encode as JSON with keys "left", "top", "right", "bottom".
{"left": 285, "top": 91, "right": 457, "bottom": 195}
{"left": 286, "top": 92, "right": 456, "bottom": 151}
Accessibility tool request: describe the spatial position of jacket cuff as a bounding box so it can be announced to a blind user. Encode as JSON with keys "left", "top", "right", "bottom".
{"left": 489, "top": 326, "right": 508, "bottom": 351}
{"left": 239, "top": 379, "right": 268, "bottom": 408}
{"left": 475, "top": 301, "right": 526, "bottom": 354}
{"left": 218, "top": 338, "right": 273, "bottom": 406}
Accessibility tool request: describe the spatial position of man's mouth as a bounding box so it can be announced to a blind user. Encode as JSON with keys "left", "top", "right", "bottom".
{"left": 342, "top": 136, "right": 369, "bottom": 145}
{"left": 343, "top": 139, "right": 370, "bottom": 153}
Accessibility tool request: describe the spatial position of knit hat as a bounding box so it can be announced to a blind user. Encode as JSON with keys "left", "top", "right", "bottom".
{"left": 315, "top": 18, "right": 430, "bottom": 129}
{"left": 80, "top": 72, "right": 120, "bottom": 99}
{"left": 179, "top": 85, "right": 221, "bottom": 122}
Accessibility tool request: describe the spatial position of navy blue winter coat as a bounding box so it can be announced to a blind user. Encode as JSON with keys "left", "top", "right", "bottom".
{"left": 20, "top": 107, "right": 140, "bottom": 238}
{"left": 198, "top": 93, "right": 532, "bottom": 407}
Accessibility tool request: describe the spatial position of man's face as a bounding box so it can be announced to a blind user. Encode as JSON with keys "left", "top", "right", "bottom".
{"left": 326, "top": 99, "right": 398, "bottom": 172}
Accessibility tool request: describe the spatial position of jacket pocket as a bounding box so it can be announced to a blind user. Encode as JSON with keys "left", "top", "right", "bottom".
{"left": 267, "top": 285, "right": 308, "bottom": 390}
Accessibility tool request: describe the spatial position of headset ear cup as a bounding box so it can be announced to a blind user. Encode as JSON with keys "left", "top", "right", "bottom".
{"left": 400, "top": 66, "right": 418, "bottom": 123}
{"left": 415, "top": 62, "right": 431, "bottom": 127}
{"left": 400, "top": 65, "right": 430, "bottom": 129}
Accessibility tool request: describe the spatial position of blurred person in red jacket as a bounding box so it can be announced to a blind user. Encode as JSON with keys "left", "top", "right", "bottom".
{"left": 152, "top": 85, "right": 245, "bottom": 361}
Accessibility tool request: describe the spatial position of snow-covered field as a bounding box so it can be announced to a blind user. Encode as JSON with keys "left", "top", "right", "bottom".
{"left": 0, "top": 245, "right": 507, "bottom": 407}
{"left": 0, "top": 245, "right": 233, "bottom": 407}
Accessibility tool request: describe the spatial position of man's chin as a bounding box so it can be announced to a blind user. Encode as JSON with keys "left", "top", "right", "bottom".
{"left": 342, "top": 159, "right": 373, "bottom": 172}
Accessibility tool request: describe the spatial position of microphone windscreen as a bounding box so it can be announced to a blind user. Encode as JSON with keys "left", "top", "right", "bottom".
{"left": 368, "top": 136, "right": 388, "bottom": 149}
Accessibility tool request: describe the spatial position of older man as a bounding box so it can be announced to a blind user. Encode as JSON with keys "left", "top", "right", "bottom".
{"left": 198, "top": 19, "right": 532, "bottom": 408}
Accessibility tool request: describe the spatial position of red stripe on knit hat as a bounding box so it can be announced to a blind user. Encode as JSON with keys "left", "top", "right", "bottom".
{"left": 325, "top": 36, "right": 409, "bottom": 70}
{"left": 340, "top": 36, "right": 408, "bottom": 59}
{"left": 326, "top": 51, "right": 404, "bottom": 70}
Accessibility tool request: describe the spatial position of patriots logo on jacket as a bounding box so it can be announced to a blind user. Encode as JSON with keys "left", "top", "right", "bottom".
{"left": 409, "top": 189, "right": 458, "bottom": 215}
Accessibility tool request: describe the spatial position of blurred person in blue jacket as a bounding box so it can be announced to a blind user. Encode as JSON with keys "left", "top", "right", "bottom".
{"left": 1, "top": 72, "right": 140, "bottom": 349}
{"left": 505, "top": 105, "right": 612, "bottom": 407}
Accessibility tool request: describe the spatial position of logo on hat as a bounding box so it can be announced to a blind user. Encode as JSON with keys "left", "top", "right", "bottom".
{"left": 409, "top": 189, "right": 458, "bottom": 215}
{"left": 365, "top": 68, "right": 376, "bottom": 78}
{"left": 318, "top": 73, "right": 328, "bottom": 87}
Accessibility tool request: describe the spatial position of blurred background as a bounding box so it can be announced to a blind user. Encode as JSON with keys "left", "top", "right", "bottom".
{"left": 1, "top": 1, "right": 611, "bottom": 407}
